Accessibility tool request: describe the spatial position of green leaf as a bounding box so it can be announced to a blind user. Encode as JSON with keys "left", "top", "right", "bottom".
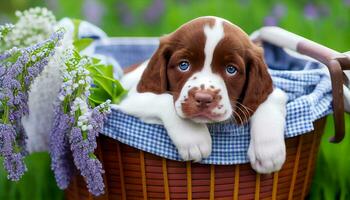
{"left": 90, "top": 64, "right": 114, "bottom": 78}
{"left": 92, "top": 75, "right": 114, "bottom": 97}
{"left": 112, "top": 89, "right": 128, "bottom": 104}
{"left": 87, "top": 60, "right": 127, "bottom": 105}
{"left": 73, "top": 38, "right": 94, "bottom": 52}
{"left": 97, "top": 74, "right": 125, "bottom": 93}
{"left": 91, "top": 57, "right": 101, "bottom": 64}
{"left": 71, "top": 19, "right": 81, "bottom": 41}
{"left": 0, "top": 50, "right": 21, "bottom": 64}
{"left": 88, "top": 87, "right": 110, "bottom": 104}
{"left": 86, "top": 65, "right": 100, "bottom": 75}
{"left": 98, "top": 64, "right": 114, "bottom": 78}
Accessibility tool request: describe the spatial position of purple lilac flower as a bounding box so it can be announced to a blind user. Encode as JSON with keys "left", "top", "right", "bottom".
{"left": 51, "top": 27, "right": 65, "bottom": 42}
{"left": 12, "top": 93, "right": 28, "bottom": 118}
{"left": 345, "top": 0, "right": 350, "bottom": 6}
{"left": 0, "top": 47, "right": 18, "bottom": 61}
{"left": 116, "top": 2, "right": 134, "bottom": 26}
{"left": 69, "top": 127, "right": 105, "bottom": 196}
{"left": 49, "top": 106, "right": 76, "bottom": 189}
{"left": 271, "top": 3, "right": 287, "bottom": 19}
{"left": 7, "top": 60, "right": 23, "bottom": 78}
{"left": 0, "top": 29, "right": 64, "bottom": 181}
{"left": 52, "top": 43, "right": 110, "bottom": 195}
{"left": 3, "top": 152, "right": 27, "bottom": 181}
{"left": 9, "top": 110, "right": 22, "bottom": 122}
{"left": 1, "top": 88, "right": 14, "bottom": 106}
{"left": 91, "top": 108, "right": 105, "bottom": 130}
{"left": 2, "top": 77, "right": 21, "bottom": 90}
{"left": 15, "top": 121, "right": 28, "bottom": 156}
{"left": 0, "top": 65, "right": 6, "bottom": 77}
{"left": 67, "top": 103, "right": 110, "bottom": 196}
{"left": 0, "top": 124, "right": 27, "bottom": 181}
{"left": 18, "top": 50, "right": 29, "bottom": 66}
{"left": 304, "top": 3, "right": 319, "bottom": 20}
{"left": 0, "top": 124, "right": 16, "bottom": 156}
{"left": 1, "top": 54, "right": 30, "bottom": 121}
{"left": 83, "top": 0, "right": 105, "bottom": 26}
{"left": 264, "top": 16, "right": 278, "bottom": 26}
{"left": 0, "top": 52, "right": 11, "bottom": 60}
{"left": 143, "top": 0, "right": 165, "bottom": 24}
{"left": 25, "top": 57, "right": 50, "bottom": 85}
{"left": 0, "top": 51, "right": 12, "bottom": 60}
{"left": 85, "top": 108, "right": 106, "bottom": 152}
{"left": 263, "top": 3, "right": 287, "bottom": 27}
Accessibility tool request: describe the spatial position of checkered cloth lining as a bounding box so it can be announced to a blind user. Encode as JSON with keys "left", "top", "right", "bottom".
{"left": 100, "top": 42, "right": 333, "bottom": 164}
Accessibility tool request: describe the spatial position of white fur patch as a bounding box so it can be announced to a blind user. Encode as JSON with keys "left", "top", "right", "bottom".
{"left": 202, "top": 19, "right": 224, "bottom": 73}
{"left": 248, "top": 88, "right": 287, "bottom": 173}
{"left": 120, "top": 60, "right": 149, "bottom": 91}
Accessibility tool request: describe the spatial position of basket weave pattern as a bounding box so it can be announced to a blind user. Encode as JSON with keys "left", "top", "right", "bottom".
{"left": 65, "top": 118, "right": 326, "bottom": 200}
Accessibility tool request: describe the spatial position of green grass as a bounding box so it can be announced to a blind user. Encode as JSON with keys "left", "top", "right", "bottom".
{"left": 1, "top": 0, "right": 349, "bottom": 51}
{"left": 0, "top": 153, "right": 64, "bottom": 200}
{"left": 309, "top": 115, "right": 350, "bottom": 200}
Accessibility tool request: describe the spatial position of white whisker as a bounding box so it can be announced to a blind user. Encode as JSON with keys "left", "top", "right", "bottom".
{"left": 232, "top": 109, "right": 243, "bottom": 124}
{"left": 234, "top": 105, "right": 248, "bottom": 123}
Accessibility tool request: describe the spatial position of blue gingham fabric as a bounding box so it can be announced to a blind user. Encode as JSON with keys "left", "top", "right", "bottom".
{"left": 97, "top": 40, "right": 333, "bottom": 164}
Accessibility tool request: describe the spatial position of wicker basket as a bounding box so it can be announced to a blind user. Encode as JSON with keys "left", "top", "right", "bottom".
{"left": 65, "top": 27, "right": 350, "bottom": 199}
{"left": 65, "top": 118, "right": 326, "bottom": 200}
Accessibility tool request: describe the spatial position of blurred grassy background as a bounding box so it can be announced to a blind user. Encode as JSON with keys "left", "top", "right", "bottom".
{"left": 0, "top": 0, "right": 349, "bottom": 199}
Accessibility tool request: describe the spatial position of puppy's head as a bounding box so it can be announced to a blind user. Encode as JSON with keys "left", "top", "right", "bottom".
{"left": 138, "top": 16, "right": 272, "bottom": 124}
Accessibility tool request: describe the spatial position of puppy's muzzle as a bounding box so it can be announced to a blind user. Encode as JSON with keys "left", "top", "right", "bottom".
{"left": 182, "top": 87, "right": 223, "bottom": 119}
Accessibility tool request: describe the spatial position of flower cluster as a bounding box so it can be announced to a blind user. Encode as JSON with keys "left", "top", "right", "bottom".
{"left": 264, "top": 3, "right": 287, "bottom": 26}
{"left": 0, "top": 23, "right": 14, "bottom": 41}
{"left": 50, "top": 48, "right": 111, "bottom": 196}
{"left": 69, "top": 100, "right": 111, "bottom": 195}
{"left": 58, "top": 51, "right": 92, "bottom": 103}
{"left": 0, "top": 29, "right": 64, "bottom": 180}
{"left": 2, "top": 7, "right": 56, "bottom": 50}
{"left": 1, "top": 8, "right": 122, "bottom": 196}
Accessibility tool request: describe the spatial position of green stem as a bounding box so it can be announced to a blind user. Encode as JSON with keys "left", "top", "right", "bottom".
{"left": 2, "top": 100, "right": 9, "bottom": 124}
{"left": 82, "top": 131, "right": 87, "bottom": 140}
{"left": 72, "top": 19, "right": 81, "bottom": 41}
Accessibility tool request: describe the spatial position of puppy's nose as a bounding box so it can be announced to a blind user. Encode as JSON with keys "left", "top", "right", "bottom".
{"left": 194, "top": 91, "right": 213, "bottom": 107}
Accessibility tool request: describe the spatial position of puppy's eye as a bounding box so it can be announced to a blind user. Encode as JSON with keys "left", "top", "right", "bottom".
{"left": 226, "top": 65, "right": 237, "bottom": 75}
{"left": 178, "top": 61, "right": 190, "bottom": 72}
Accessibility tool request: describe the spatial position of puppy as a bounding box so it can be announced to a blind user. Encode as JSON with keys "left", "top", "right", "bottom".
{"left": 117, "top": 16, "right": 287, "bottom": 174}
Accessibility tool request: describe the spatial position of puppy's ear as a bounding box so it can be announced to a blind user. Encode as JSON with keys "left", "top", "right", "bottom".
{"left": 235, "top": 45, "right": 273, "bottom": 124}
{"left": 137, "top": 36, "right": 171, "bottom": 94}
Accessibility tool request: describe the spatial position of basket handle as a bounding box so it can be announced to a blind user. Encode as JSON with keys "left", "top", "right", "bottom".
{"left": 255, "top": 27, "right": 350, "bottom": 143}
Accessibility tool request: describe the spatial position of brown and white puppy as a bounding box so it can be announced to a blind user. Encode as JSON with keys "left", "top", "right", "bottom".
{"left": 117, "top": 16, "right": 287, "bottom": 173}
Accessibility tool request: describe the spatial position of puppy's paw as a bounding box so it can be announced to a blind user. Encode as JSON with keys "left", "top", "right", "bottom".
{"left": 177, "top": 139, "right": 212, "bottom": 162}
{"left": 171, "top": 124, "right": 212, "bottom": 162}
{"left": 248, "top": 138, "right": 286, "bottom": 174}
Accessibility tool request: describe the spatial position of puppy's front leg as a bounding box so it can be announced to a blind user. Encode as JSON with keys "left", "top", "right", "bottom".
{"left": 248, "top": 88, "right": 288, "bottom": 174}
{"left": 115, "top": 92, "right": 212, "bottom": 162}
{"left": 162, "top": 112, "right": 212, "bottom": 162}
